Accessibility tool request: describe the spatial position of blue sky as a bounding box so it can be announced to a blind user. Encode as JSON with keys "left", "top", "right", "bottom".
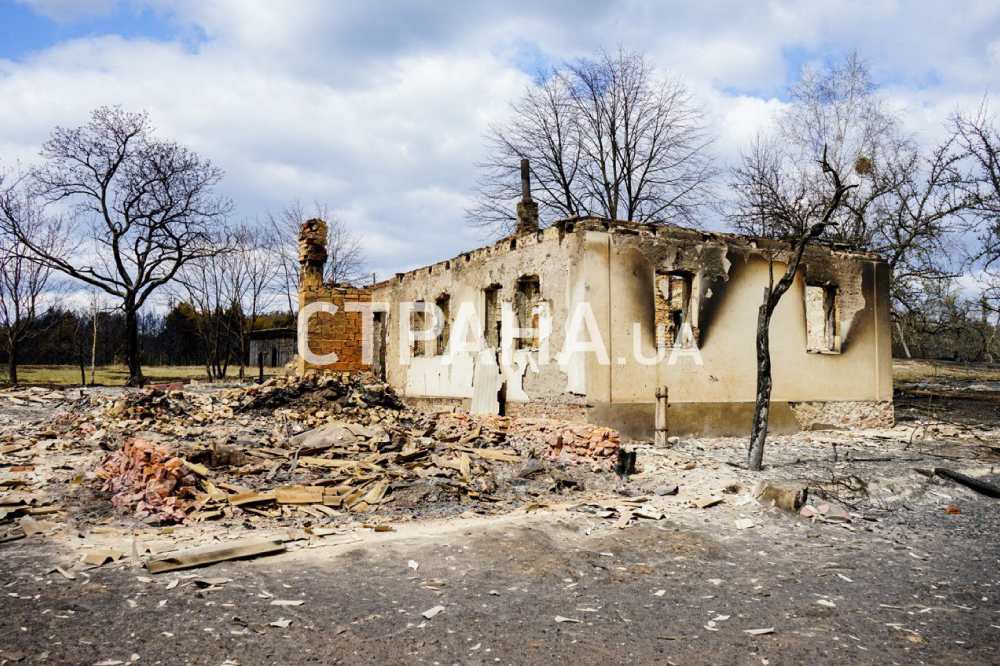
{"left": 1, "top": 0, "right": 998, "bottom": 286}
{"left": 0, "top": 1, "right": 200, "bottom": 59}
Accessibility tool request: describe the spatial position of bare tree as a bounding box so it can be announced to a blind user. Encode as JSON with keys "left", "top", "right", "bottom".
{"left": 87, "top": 288, "right": 112, "bottom": 385}
{"left": 265, "top": 200, "right": 367, "bottom": 313}
{"left": 172, "top": 232, "right": 238, "bottom": 381}
{"left": 979, "top": 270, "right": 1000, "bottom": 362}
{"left": 228, "top": 223, "right": 282, "bottom": 378}
{"left": 469, "top": 48, "right": 717, "bottom": 237}
{"left": 173, "top": 222, "right": 285, "bottom": 380}
{"left": 729, "top": 55, "right": 971, "bottom": 467}
{"left": 730, "top": 53, "right": 971, "bottom": 318}
{"left": 266, "top": 203, "right": 304, "bottom": 315}
{"left": 68, "top": 305, "right": 92, "bottom": 386}
{"left": 747, "top": 148, "right": 855, "bottom": 471}
{"left": 0, "top": 107, "right": 231, "bottom": 386}
{"left": 470, "top": 74, "right": 584, "bottom": 230}
{"left": 952, "top": 97, "right": 1000, "bottom": 264}
{"left": 0, "top": 174, "right": 60, "bottom": 384}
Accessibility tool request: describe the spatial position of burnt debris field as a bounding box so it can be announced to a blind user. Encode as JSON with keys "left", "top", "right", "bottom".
{"left": 0, "top": 368, "right": 998, "bottom": 665}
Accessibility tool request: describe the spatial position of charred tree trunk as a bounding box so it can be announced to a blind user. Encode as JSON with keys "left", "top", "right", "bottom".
{"left": 748, "top": 291, "right": 774, "bottom": 471}
{"left": 7, "top": 338, "right": 17, "bottom": 385}
{"left": 747, "top": 147, "right": 854, "bottom": 471}
{"left": 91, "top": 311, "right": 99, "bottom": 385}
{"left": 935, "top": 467, "right": 1000, "bottom": 498}
{"left": 748, "top": 249, "right": 815, "bottom": 471}
{"left": 123, "top": 304, "right": 145, "bottom": 387}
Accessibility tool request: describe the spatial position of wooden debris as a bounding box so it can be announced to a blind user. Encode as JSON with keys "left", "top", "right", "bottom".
{"left": 690, "top": 496, "right": 724, "bottom": 509}
{"left": 228, "top": 491, "right": 276, "bottom": 506}
{"left": 83, "top": 549, "right": 126, "bottom": 567}
{"left": 17, "top": 517, "right": 58, "bottom": 536}
{"left": 274, "top": 487, "right": 325, "bottom": 504}
{"left": 633, "top": 506, "right": 664, "bottom": 520}
{"left": 145, "top": 537, "right": 286, "bottom": 574}
{"left": 753, "top": 480, "right": 808, "bottom": 511}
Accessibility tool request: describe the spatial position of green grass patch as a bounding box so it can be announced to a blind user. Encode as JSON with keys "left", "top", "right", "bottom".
{"left": 4, "top": 364, "right": 286, "bottom": 386}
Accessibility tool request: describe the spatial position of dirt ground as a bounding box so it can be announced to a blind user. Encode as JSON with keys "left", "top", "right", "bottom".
{"left": 2, "top": 371, "right": 1000, "bottom": 665}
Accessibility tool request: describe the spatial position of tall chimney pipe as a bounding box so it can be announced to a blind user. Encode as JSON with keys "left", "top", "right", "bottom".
{"left": 520, "top": 158, "right": 532, "bottom": 201}
{"left": 515, "top": 158, "right": 539, "bottom": 235}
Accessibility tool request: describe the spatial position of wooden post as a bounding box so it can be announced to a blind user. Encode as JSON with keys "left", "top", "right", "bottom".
{"left": 258, "top": 352, "right": 264, "bottom": 384}
{"left": 655, "top": 385, "right": 669, "bottom": 447}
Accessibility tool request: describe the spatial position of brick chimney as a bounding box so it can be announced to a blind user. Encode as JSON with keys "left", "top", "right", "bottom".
{"left": 515, "top": 158, "right": 539, "bottom": 234}
{"left": 298, "top": 218, "right": 328, "bottom": 289}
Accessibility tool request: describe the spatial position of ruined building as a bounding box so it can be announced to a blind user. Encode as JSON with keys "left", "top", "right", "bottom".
{"left": 296, "top": 168, "right": 893, "bottom": 439}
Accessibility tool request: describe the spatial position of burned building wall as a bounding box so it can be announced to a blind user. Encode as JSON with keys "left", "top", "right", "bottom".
{"left": 372, "top": 225, "right": 590, "bottom": 413}
{"left": 249, "top": 329, "right": 296, "bottom": 369}
{"left": 299, "top": 215, "right": 893, "bottom": 438}
{"left": 591, "top": 223, "right": 892, "bottom": 437}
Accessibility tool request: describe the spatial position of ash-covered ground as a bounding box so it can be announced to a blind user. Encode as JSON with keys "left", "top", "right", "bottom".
{"left": 1, "top": 372, "right": 998, "bottom": 665}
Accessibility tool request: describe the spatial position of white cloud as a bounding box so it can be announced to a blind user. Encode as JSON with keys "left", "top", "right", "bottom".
{"left": 0, "top": 0, "right": 998, "bottom": 290}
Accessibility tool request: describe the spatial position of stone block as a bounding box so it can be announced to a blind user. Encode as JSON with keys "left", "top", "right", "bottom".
{"left": 753, "top": 480, "right": 808, "bottom": 512}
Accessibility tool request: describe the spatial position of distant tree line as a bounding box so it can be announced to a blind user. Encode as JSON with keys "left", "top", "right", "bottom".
{"left": 0, "top": 303, "right": 295, "bottom": 384}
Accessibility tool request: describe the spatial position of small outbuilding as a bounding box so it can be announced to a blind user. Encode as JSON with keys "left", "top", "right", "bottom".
{"left": 249, "top": 328, "right": 296, "bottom": 369}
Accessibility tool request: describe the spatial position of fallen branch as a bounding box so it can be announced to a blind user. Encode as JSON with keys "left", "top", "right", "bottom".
{"left": 917, "top": 449, "right": 990, "bottom": 462}
{"left": 934, "top": 468, "right": 1000, "bottom": 498}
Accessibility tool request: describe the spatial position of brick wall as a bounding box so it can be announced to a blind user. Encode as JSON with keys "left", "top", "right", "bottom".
{"left": 295, "top": 218, "right": 374, "bottom": 375}
{"left": 297, "top": 285, "right": 372, "bottom": 374}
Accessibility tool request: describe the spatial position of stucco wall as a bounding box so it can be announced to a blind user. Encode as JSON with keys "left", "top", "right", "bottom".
{"left": 372, "top": 225, "right": 587, "bottom": 406}
{"left": 302, "top": 217, "right": 893, "bottom": 437}
{"left": 597, "top": 230, "right": 892, "bottom": 405}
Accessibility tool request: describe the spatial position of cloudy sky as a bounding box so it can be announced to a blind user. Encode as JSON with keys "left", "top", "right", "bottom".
{"left": 1, "top": 0, "right": 998, "bottom": 283}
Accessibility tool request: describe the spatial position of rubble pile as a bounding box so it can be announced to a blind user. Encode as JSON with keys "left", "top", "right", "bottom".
{"left": 96, "top": 437, "right": 202, "bottom": 524}
{"left": 424, "top": 413, "right": 621, "bottom": 468}
{"left": 0, "top": 386, "right": 73, "bottom": 407}
{"left": 232, "top": 374, "right": 406, "bottom": 423}
{"left": 89, "top": 417, "right": 527, "bottom": 524}
{"left": 79, "top": 380, "right": 624, "bottom": 524}
{"left": 1, "top": 376, "right": 627, "bottom": 528}
{"left": 428, "top": 413, "right": 509, "bottom": 447}
{"left": 100, "top": 388, "right": 190, "bottom": 421}
{"left": 508, "top": 418, "right": 621, "bottom": 467}
{"left": 58, "top": 374, "right": 409, "bottom": 444}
